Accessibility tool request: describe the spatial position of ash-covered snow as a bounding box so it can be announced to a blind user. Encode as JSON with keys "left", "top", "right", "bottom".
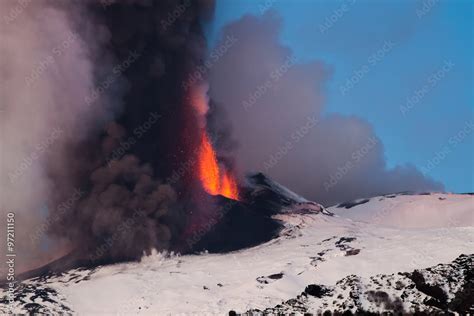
{"left": 1, "top": 192, "right": 473, "bottom": 315}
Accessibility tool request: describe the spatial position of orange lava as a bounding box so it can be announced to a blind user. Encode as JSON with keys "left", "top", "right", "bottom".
{"left": 198, "top": 132, "right": 239, "bottom": 200}
{"left": 198, "top": 132, "right": 221, "bottom": 196}
{"left": 220, "top": 170, "right": 239, "bottom": 200}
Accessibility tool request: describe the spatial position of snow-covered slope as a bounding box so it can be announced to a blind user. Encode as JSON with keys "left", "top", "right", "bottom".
{"left": 330, "top": 192, "right": 473, "bottom": 229}
{"left": 1, "top": 193, "right": 473, "bottom": 314}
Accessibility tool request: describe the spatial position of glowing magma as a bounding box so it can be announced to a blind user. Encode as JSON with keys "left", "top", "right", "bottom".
{"left": 198, "top": 132, "right": 239, "bottom": 200}
{"left": 220, "top": 170, "right": 239, "bottom": 200}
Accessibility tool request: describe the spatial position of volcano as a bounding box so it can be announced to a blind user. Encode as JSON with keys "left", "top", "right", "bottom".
{"left": 1, "top": 0, "right": 472, "bottom": 315}
{"left": 1, "top": 177, "right": 473, "bottom": 314}
{"left": 5, "top": 173, "right": 325, "bottom": 282}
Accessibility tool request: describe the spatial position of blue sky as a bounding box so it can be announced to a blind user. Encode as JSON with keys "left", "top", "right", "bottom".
{"left": 207, "top": 0, "right": 473, "bottom": 193}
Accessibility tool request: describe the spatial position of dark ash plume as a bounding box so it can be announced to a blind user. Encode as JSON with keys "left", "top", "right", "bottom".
{"left": 47, "top": 0, "right": 217, "bottom": 263}
{"left": 1, "top": 0, "right": 216, "bottom": 273}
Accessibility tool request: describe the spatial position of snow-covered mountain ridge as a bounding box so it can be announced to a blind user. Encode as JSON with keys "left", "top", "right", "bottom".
{"left": 1, "top": 191, "right": 473, "bottom": 315}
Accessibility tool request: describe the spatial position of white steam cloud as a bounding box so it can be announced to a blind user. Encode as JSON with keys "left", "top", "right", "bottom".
{"left": 209, "top": 13, "right": 443, "bottom": 205}
{"left": 0, "top": 0, "right": 111, "bottom": 273}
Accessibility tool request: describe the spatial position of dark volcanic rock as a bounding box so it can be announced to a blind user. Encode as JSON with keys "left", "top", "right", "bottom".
{"left": 241, "top": 254, "right": 474, "bottom": 315}
{"left": 345, "top": 249, "right": 361, "bottom": 256}
{"left": 189, "top": 196, "right": 284, "bottom": 253}
{"left": 337, "top": 199, "right": 370, "bottom": 209}
{"left": 305, "top": 285, "right": 332, "bottom": 298}
{"left": 408, "top": 270, "right": 448, "bottom": 309}
{"left": 189, "top": 173, "right": 329, "bottom": 254}
{"left": 257, "top": 273, "right": 284, "bottom": 284}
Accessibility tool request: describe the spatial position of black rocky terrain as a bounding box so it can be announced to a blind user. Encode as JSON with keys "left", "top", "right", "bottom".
{"left": 241, "top": 254, "right": 473, "bottom": 315}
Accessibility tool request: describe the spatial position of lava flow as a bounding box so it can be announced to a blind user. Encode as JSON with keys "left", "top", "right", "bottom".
{"left": 198, "top": 132, "right": 239, "bottom": 200}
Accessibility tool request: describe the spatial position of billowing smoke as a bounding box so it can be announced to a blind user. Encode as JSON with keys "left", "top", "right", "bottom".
{"left": 1, "top": 0, "right": 214, "bottom": 273}
{"left": 208, "top": 13, "right": 444, "bottom": 205}
{"left": 1, "top": 1, "right": 443, "bottom": 275}
{"left": 0, "top": 0, "right": 113, "bottom": 273}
